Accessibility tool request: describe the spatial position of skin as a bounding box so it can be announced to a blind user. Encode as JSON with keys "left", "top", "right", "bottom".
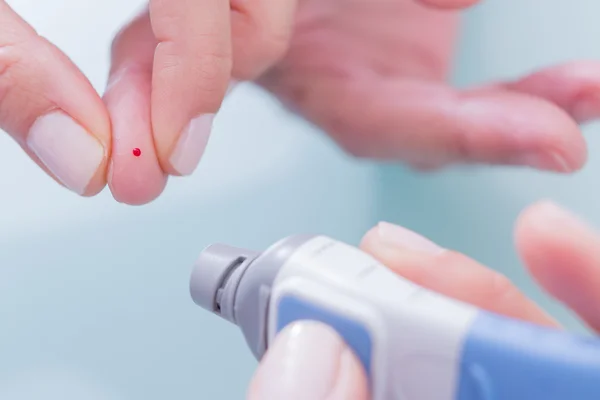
{"left": 3, "top": 1, "right": 599, "bottom": 397}
{"left": 2, "top": 0, "right": 600, "bottom": 203}
{"left": 248, "top": 200, "right": 600, "bottom": 399}
{"left": 3, "top": 0, "right": 600, "bottom": 394}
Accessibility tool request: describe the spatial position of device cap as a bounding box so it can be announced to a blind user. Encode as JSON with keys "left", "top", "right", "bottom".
{"left": 190, "top": 243, "right": 258, "bottom": 314}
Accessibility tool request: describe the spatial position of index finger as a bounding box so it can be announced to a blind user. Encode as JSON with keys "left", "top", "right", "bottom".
{"left": 149, "top": 0, "right": 232, "bottom": 176}
{"left": 360, "top": 222, "right": 559, "bottom": 327}
{"left": 0, "top": 0, "right": 110, "bottom": 195}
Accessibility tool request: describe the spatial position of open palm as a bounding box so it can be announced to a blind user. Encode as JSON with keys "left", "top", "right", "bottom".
{"left": 261, "top": 0, "right": 599, "bottom": 172}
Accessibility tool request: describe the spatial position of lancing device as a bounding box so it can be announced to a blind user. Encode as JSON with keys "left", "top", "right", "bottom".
{"left": 189, "top": 235, "right": 600, "bottom": 400}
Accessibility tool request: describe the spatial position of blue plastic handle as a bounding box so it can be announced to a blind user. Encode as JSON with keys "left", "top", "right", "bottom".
{"left": 457, "top": 311, "right": 600, "bottom": 400}
{"left": 276, "top": 294, "right": 600, "bottom": 399}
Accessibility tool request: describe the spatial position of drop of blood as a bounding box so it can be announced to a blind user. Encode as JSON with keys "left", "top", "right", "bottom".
{"left": 132, "top": 148, "right": 141, "bottom": 157}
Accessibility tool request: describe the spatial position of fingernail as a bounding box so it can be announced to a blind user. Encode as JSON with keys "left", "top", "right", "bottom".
{"left": 27, "top": 111, "right": 105, "bottom": 195}
{"left": 376, "top": 221, "right": 444, "bottom": 254}
{"left": 249, "top": 321, "right": 351, "bottom": 400}
{"left": 515, "top": 152, "right": 573, "bottom": 173}
{"left": 169, "top": 114, "right": 215, "bottom": 176}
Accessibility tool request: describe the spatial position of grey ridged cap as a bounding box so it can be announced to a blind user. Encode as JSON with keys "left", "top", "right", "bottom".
{"left": 189, "top": 243, "right": 258, "bottom": 317}
{"left": 190, "top": 235, "right": 315, "bottom": 358}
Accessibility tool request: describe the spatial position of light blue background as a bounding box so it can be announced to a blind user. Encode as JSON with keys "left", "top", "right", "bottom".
{"left": 1, "top": 1, "right": 599, "bottom": 398}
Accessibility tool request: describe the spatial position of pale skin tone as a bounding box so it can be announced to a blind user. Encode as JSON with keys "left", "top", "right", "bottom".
{"left": 248, "top": 201, "right": 600, "bottom": 399}
{"left": 3, "top": 0, "right": 600, "bottom": 396}
{"left": 2, "top": 0, "right": 600, "bottom": 202}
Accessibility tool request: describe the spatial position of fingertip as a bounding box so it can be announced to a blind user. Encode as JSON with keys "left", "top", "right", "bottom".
{"left": 514, "top": 203, "right": 555, "bottom": 291}
{"left": 26, "top": 111, "right": 109, "bottom": 196}
{"left": 104, "top": 76, "right": 168, "bottom": 205}
{"left": 515, "top": 200, "right": 594, "bottom": 285}
{"left": 359, "top": 223, "right": 447, "bottom": 286}
{"left": 166, "top": 113, "right": 215, "bottom": 176}
{"left": 515, "top": 200, "right": 589, "bottom": 248}
{"left": 459, "top": 91, "right": 587, "bottom": 173}
{"left": 326, "top": 349, "right": 370, "bottom": 400}
{"left": 359, "top": 225, "right": 380, "bottom": 250}
{"left": 514, "top": 200, "right": 558, "bottom": 243}
{"left": 105, "top": 116, "right": 168, "bottom": 205}
{"left": 107, "top": 159, "right": 168, "bottom": 205}
{"left": 515, "top": 201, "right": 594, "bottom": 312}
{"left": 506, "top": 61, "right": 600, "bottom": 124}
{"left": 248, "top": 321, "right": 367, "bottom": 400}
{"left": 106, "top": 69, "right": 166, "bottom": 202}
{"left": 515, "top": 201, "right": 600, "bottom": 331}
{"left": 82, "top": 161, "right": 110, "bottom": 197}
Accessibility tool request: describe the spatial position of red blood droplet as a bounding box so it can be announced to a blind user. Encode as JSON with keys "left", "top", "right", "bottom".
{"left": 132, "top": 148, "right": 141, "bottom": 157}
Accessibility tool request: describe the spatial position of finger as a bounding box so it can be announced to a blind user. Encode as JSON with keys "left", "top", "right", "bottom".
{"left": 501, "top": 62, "right": 600, "bottom": 124}
{"left": 0, "top": 1, "right": 110, "bottom": 195}
{"left": 415, "top": 0, "right": 480, "bottom": 9}
{"left": 360, "top": 222, "right": 559, "bottom": 327}
{"left": 108, "top": 1, "right": 295, "bottom": 192}
{"left": 149, "top": 0, "right": 231, "bottom": 176}
{"left": 290, "top": 77, "right": 586, "bottom": 172}
{"left": 247, "top": 321, "right": 369, "bottom": 400}
{"left": 515, "top": 201, "right": 600, "bottom": 333}
{"left": 231, "top": 0, "right": 297, "bottom": 79}
{"left": 104, "top": 11, "right": 167, "bottom": 205}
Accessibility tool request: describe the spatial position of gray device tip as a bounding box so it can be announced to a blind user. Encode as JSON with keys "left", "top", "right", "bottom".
{"left": 190, "top": 243, "right": 259, "bottom": 318}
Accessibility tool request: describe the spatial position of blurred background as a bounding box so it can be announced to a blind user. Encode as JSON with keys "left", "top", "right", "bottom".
{"left": 1, "top": 0, "right": 599, "bottom": 398}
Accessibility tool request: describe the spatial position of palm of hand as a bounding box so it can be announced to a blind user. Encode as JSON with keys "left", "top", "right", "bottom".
{"left": 261, "top": 0, "right": 598, "bottom": 172}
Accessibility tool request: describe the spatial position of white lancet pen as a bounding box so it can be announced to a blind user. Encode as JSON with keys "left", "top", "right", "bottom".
{"left": 190, "top": 234, "right": 600, "bottom": 400}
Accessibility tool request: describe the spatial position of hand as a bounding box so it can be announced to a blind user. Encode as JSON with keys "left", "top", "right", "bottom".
{"left": 0, "top": 0, "right": 296, "bottom": 204}
{"left": 3, "top": 1, "right": 600, "bottom": 205}
{"left": 260, "top": 0, "right": 597, "bottom": 170}
{"left": 247, "top": 201, "right": 600, "bottom": 399}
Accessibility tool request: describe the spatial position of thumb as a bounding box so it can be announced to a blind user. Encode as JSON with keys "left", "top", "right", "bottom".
{"left": 247, "top": 321, "right": 369, "bottom": 400}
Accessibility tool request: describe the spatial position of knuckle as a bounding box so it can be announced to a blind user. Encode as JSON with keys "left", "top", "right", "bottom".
{"left": 0, "top": 36, "right": 55, "bottom": 136}
{"left": 0, "top": 42, "right": 25, "bottom": 116}
{"left": 190, "top": 51, "right": 232, "bottom": 108}
{"left": 236, "top": 25, "right": 291, "bottom": 79}
{"left": 0, "top": 33, "right": 30, "bottom": 79}
{"left": 193, "top": 50, "right": 232, "bottom": 85}
{"left": 156, "top": 39, "right": 232, "bottom": 94}
{"left": 0, "top": 44, "right": 21, "bottom": 80}
{"left": 259, "top": 28, "right": 291, "bottom": 64}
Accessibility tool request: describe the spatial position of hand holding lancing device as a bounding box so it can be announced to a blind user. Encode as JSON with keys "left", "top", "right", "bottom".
{"left": 247, "top": 201, "right": 600, "bottom": 399}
